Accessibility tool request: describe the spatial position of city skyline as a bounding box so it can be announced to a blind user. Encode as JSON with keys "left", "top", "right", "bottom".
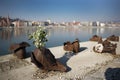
{"left": 0, "top": 0, "right": 120, "bottom": 22}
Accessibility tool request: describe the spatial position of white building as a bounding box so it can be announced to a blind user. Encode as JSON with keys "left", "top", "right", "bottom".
{"left": 100, "top": 23, "right": 105, "bottom": 27}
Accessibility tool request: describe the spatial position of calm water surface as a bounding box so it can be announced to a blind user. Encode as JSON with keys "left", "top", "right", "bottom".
{"left": 0, "top": 26, "right": 120, "bottom": 56}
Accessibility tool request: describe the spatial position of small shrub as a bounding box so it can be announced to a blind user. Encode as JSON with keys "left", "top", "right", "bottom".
{"left": 29, "top": 26, "right": 48, "bottom": 48}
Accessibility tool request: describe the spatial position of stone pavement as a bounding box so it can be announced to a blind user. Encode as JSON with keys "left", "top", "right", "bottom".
{"left": 83, "top": 56, "right": 120, "bottom": 80}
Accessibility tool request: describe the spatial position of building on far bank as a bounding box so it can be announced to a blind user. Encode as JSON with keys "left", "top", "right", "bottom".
{"left": 100, "top": 23, "right": 105, "bottom": 27}
{"left": 0, "top": 16, "right": 11, "bottom": 27}
{"left": 80, "top": 21, "right": 90, "bottom": 26}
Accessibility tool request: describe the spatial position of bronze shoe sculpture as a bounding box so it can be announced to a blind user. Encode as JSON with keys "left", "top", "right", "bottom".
{"left": 90, "top": 35, "right": 102, "bottom": 43}
{"left": 9, "top": 42, "right": 30, "bottom": 59}
{"left": 63, "top": 39, "right": 80, "bottom": 53}
{"left": 31, "top": 47, "right": 67, "bottom": 72}
{"left": 107, "top": 35, "right": 119, "bottom": 41}
{"left": 63, "top": 41, "right": 73, "bottom": 52}
{"left": 72, "top": 39, "right": 80, "bottom": 53}
{"left": 93, "top": 39, "right": 117, "bottom": 55}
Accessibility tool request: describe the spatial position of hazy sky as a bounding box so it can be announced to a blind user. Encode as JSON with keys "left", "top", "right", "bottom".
{"left": 0, "top": 0, "right": 120, "bottom": 22}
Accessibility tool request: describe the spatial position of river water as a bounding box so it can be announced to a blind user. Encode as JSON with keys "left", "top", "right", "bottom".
{"left": 0, "top": 26, "right": 120, "bottom": 56}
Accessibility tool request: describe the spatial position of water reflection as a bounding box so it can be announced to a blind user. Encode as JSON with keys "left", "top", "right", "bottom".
{"left": 0, "top": 26, "right": 120, "bottom": 56}
{"left": 0, "top": 28, "right": 12, "bottom": 40}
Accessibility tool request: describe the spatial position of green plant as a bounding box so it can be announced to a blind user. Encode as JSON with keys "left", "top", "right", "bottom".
{"left": 29, "top": 26, "right": 48, "bottom": 48}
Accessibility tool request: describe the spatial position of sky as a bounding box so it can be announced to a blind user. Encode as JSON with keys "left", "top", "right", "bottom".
{"left": 0, "top": 0, "right": 120, "bottom": 22}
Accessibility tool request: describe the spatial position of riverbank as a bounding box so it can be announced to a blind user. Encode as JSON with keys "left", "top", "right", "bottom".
{"left": 0, "top": 38, "right": 120, "bottom": 80}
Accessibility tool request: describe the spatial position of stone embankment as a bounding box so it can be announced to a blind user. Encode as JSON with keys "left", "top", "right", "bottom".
{"left": 0, "top": 37, "right": 120, "bottom": 80}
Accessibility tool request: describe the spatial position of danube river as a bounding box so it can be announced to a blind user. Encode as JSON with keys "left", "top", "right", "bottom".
{"left": 0, "top": 26, "right": 120, "bottom": 56}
